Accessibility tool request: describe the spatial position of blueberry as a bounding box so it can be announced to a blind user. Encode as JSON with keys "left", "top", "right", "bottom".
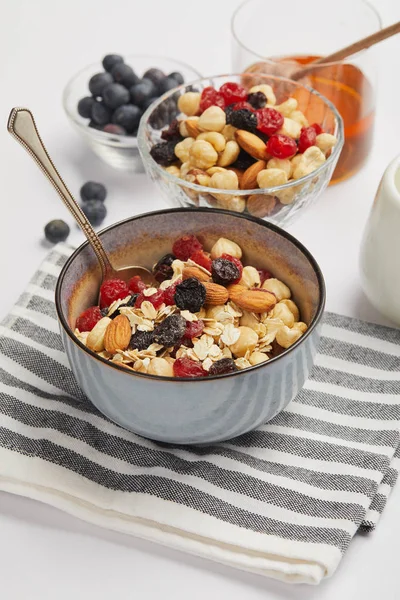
{"left": 168, "top": 71, "right": 184, "bottom": 85}
{"left": 103, "top": 123, "right": 126, "bottom": 135}
{"left": 142, "top": 67, "right": 165, "bottom": 85}
{"left": 102, "top": 54, "right": 124, "bottom": 72}
{"left": 91, "top": 101, "right": 111, "bottom": 126}
{"left": 157, "top": 76, "right": 179, "bottom": 95}
{"left": 81, "top": 200, "right": 107, "bottom": 226}
{"left": 130, "top": 79, "right": 156, "bottom": 107}
{"left": 88, "top": 120, "right": 102, "bottom": 130}
{"left": 80, "top": 181, "right": 107, "bottom": 202}
{"left": 44, "top": 220, "right": 70, "bottom": 244}
{"left": 111, "top": 104, "right": 142, "bottom": 134}
{"left": 111, "top": 63, "right": 139, "bottom": 88}
{"left": 77, "top": 96, "right": 95, "bottom": 118}
{"left": 141, "top": 96, "right": 158, "bottom": 112}
{"left": 102, "top": 83, "right": 130, "bottom": 109}
{"left": 88, "top": 72, "right": 113, "bottom": 97}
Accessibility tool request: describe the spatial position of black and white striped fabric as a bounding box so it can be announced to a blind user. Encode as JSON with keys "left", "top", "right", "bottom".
{"left": 0, "top": 243, "right": 399, "bottom": 585}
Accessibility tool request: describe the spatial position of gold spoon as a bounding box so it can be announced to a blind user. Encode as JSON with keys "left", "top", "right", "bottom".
{"left": 7, "top": 107, "right": 156, "bottom": 292}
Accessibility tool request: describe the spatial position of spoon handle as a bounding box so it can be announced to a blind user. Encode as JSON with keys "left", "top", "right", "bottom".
{"left": 7, "top": 107, "right": 114, "bottom": 279}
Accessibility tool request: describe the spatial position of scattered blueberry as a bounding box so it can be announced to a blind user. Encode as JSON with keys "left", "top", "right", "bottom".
{"left": 44, "top": 220, "right": 70, "bottom": 244}
{"left": 111, "top": 104, "right": 142, "bottom": 134}
{"left": 91, "top": 101, "right": 111, "bottom": 126}
{"left": 141, "top": 96, "right": 158, "bottom": 111}
{"left": 157, "top": 76, "right": 179, "bottom": 95}
{"left": 142, "top": 67, "right": 165, "bottom": 85}
{"left": 77, "top": 96, "right": 95, "bottom": 118}
{"left": 80, "top": 181, "right": 107, "bottom": 202}
{"left": 102, "top": 83, "right": 130, "bottom": 109}
{"left": 168, "top": 71, "right": 184, "bottom": 85}
{"left": 103, "top": 123, "right": 126, "bottom": 135}
{"left": 130, "top": 79, "right": 157, "bottom": 107}
{"left": 102, "top": 54, "right": 124, "bottom": 73}
{"left": 88, "top": 72, "right": 113, "bottom": 97}
{"left": 111, "top": 63, "right": 140, "bottom": 88}
{"left": 81, "top": 199, "right": 107, "bottom": 226}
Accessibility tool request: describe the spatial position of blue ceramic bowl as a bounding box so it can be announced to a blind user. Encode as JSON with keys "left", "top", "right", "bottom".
{"left": 55, "top": 208, "right": 325, "bottom": 444}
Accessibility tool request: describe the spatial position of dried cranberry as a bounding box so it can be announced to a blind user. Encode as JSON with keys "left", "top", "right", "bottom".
{"left": 189, "top": 250, "right": 212, "bottom": 272}
{"left": 135, "top": 289, "right": 165, "bottom": 309}
{"left": 174, "top": 278, "right": 206, "bottom": 313}
{"left": 76, "top": 306, "right": 102, "bottom": 332}
{"left": 212, "top": 258, "right": 240, "bottom": 286}
{"left": 256, "top": 108, "right": 284, "bottom": 136}
{"left": 184, "top": 319, "right": 204, "bottom": 339}
{"left": 310, "top": 123, "right": 323, "bottom": 135}
{"left": 152, "top": 253, "right": 176, "bottom": 282}
{"left": 153, "top": 314, "right": 186, "bottom": 347}
{"left": 298, "top": 126, "right": 317, "bottom": 154}
{"left": 257, "top": 269, "right": 273, "bottom": 284}
{"left": 208, "top": 358, "right": 238, "bottom": 376}
{"left": 266, "top": 134, "right": 297, "bottom": 159}
{"left": 173, "top": 357, "right": 208, "bottom": 378}
{"left": 199, "top": 87, "right": 225, "bottom": 112}
{"left": 172, "top": 235, "right": 202, "bottom": 260}
{"left": 232, "top": 101, "right": 255, "bottom": 112}
{"left": 163, "top": 279, "right": 181, "bottom": 306}
{"left": 128, "top": 275, "right": 147, "bottom": 293}
{"left": 221, "top": 254, "right": 243, "bottom": 283}
{"left": 220, "top": 82, "right": 247, "bottom": 105}
{"left": 99, "top": 279, "right": 130, "bottom": 309}
{"left": 129, "top": 330, "right": 154, "bottom": 351}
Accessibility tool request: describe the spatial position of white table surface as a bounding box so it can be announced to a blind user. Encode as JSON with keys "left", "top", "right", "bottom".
{"left": 2, "top": 0, "right": 400, "bottom": 597}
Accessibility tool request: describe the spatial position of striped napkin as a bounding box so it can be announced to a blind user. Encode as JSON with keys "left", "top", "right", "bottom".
{"left": 0, "top": 243, "right": 400, "bottom": 585}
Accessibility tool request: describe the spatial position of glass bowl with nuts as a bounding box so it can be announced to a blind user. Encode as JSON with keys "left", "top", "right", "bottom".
{"left": 56, "top": 208, "right": 325, "bottom": 444}
{"left": 138, "top": 74, "right": 344, "bottom": 226}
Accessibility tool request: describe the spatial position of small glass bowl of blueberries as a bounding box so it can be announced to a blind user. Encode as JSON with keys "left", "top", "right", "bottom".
{"left": 63, "top": 54, "right": 202, "bottom": 171}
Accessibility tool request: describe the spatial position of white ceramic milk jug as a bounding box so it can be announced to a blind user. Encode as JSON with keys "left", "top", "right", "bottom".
{"left": 360, "top": 154, "right": 400, "bottom": 325}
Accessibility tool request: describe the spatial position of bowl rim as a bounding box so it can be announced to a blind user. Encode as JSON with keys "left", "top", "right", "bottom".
{"left": 137, "top": 72, "right": 344, "bottom": 196}
{"left": 55, "top": 207, "right": 326, "bottom": 382}
{"left": 62, "top": 53, "right": 203, "bottom": 147}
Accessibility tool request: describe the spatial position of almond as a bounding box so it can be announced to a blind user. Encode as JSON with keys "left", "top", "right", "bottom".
{"left": 204, "top": 282, "right": 229, "bottom": 305}
{"left": 228, "top": 284, "right": 277, "bottom": 313}
{"left": 247, "top": 194, "right": 276, "bottom": 218}
{"left": 104, "top": 314, "right": 131, "bottom": 353}
{"left": 241, "top": 160, "right": 266, "bottom": 190}
{"left": 182, "top": 266, "right": 211, "bottom": 282}
{"left": 185, "top": 119, "right": 202, "bottom": 137}
{"left": 235, "top": 130, "right": 268, "bottom": 161}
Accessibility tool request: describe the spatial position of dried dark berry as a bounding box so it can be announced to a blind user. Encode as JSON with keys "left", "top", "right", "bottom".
{"left": 150, "top": 141, "right": 177, "bottom": 166}
{"left": 209, "top": 358, "right": 238, "bottom": 376}
{"left": 231, "top": 148, "right": 256, "bottom": 171}
{"left": 174, "top": 278, "right": 206, "bottom": 313}
{"left": 211, "top": 258, "right": 240, "bottom": 286}
{"left": 228, "top": 108, "right": 258, "bottom": 132}
{"left": 248, "top": 91, "right": 267, "bottom": 109}
{"left": 100, "top": 307, "right": 109, "bottom": 317}
{"left": 224, "top": 104, "right": 235, "bottom": 123}
{"left": 129, "top": 330, "right": 154, "bottom": 351}
{"left": 161, "top": 119, "right": 182, "bottom": 141}
{"left": 152, "top": 253, "right": 176, "bottom": 282}
{"left": 153, "top": 314, "right": 186, "bottom": 347}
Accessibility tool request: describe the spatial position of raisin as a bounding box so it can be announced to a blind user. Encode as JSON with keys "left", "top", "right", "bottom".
{"left": 150, "top": 141, "right": 177, "bottom": 166}
{"left": 227, "top": 109, "right": 258, "bottom": 132}
{"left": 221, "top": 254, "right": 243, "bottom": 283}
{"left": 152, "top": 253, "right": 176, "bottom": 282}
{"left": 211, "top": 258, "right": 240, "bottom": 286}
{"left": 153, "top": 314, "right": 186, "bottom": 347}
{"left": 172, "top": 235, "right": 202, "bottom": 261}
{"left": 231, "top": 148, "right": 256, "bottom": 171}
{"left": 173, "top": 357, "right": 208, "bottom": 378}
{"left": 174, "top": 278, "right": 206, "bottom": 313}
{"left": 209, "top": 358, "right": 238, "bottom": 376}
{"left": 248, "top": 91, "right": 267, "bottom": 109}
{"left": 129, "top": 330, "right": 154, "bottom": 351}
{"left": 161, "top": 119, "right": 182, "bottom": 141}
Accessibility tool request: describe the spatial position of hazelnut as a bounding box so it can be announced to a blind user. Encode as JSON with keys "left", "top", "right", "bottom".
{"left": 210, "top": 237, "right": 242, "bottom": 259}
{"left": 239, "top": 266, "right": 261, "bottom": 289}
{"left": 249, "top": 351, "right": 269, "bottom": 365}
{"left": 177, "top": 92, "right": 201, "bottom": 116}
{"left": 174, "top": 137, "right": 195, "bottom": 163}
{"left": 229, "top": 326, "right": 258, "bottom": 357}
{"left": 262, "top": 278, "right": 291, "bottom": 301}
{"left": 198, "top": 106, "right": 226, "bottom": 132}
{"left": 148, "top": 357, "right": 174, "bottom": 377}
{"left": 189, "top": 140, "right": 218, "bottom": 169}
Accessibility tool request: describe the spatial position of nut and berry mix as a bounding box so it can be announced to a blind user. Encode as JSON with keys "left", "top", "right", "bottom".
{"left": 78, "top": 54, "right": 184, "bottom": 136}
{"left": 149, "top": 81, "right": 338, "bottom": 217}
{"left": 74, "top": 234, "right": 307, "bottom": 378}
